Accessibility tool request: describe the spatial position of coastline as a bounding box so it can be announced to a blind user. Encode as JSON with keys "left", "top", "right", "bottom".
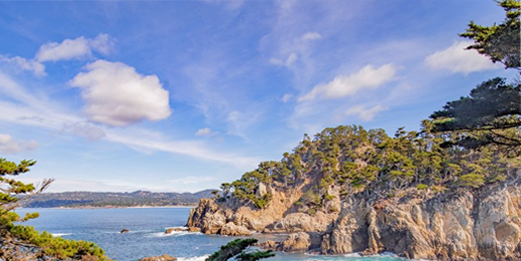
{"left": 20, "top": 205, "right": 198, "bottom": 210}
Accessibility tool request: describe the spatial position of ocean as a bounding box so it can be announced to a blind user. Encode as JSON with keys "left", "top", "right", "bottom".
{"left": 16, "top": 207, "right": 408, "bottom": 261}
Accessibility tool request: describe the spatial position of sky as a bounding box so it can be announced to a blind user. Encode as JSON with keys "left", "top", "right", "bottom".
{"left": 0, "top": 0, "right": 517, "bottom": 193}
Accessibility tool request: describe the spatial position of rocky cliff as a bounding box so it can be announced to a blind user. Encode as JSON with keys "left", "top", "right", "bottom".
{"left": 186, "top": 126, "right": 521, "bottom": 260}
{"left": 188, "top": 176, "right": 521, "bottom": 260}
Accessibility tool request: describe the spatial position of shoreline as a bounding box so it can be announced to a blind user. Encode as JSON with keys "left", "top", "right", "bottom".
{"left": 20, "top": 205, "right": 197, "bottom": 210}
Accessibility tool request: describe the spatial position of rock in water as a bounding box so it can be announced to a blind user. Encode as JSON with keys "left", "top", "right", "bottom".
{"left": 165, "top": 227, "right": 187, "bottom": 234}
{"left": 139, "top": 254, "right": 177, "bottom": 261}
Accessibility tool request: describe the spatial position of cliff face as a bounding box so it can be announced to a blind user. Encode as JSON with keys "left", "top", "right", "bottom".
{"left": 186, "top": 125, "right": 521, "bottom": 260}
{"left": 187, "top": 176, "right": 521, "bottom": 260}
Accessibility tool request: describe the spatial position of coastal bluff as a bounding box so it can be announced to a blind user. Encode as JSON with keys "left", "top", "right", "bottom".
{"left": 187, "top": 176, "right": 521, "bottom": 260}
{"left": 186, "top": 126, "right": 521, "bottom": 260}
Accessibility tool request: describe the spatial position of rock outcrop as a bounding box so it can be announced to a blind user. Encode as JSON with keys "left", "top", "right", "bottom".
{"left": 220, "top": 222, "right": 252, "bottom": 236}
{"left": 187, "top": 175, "right": 521, "bottom": 260}
{"left": 165, "top": 227, "right": 186, "bottom": 234}
{"left": 281, "top": 232, "right": 311, "bottom": 252}
{"left": 139, "top": 255, "right": 177, "bottom": 261}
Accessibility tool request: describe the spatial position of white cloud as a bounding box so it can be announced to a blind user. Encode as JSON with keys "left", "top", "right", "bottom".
{"left": 298, "top": 64, "right": 397, "bottom": 101}
{"left": 302, "top": 32, "right": 322, "bottom": 41}
{"left": 69, "top": 60, "right": 171, "bottom": 127}
{"left": 0, "top": 134, "right": 38, "bottom": 154}
{"left": 281, "top": 93, "right": 293, "bottom": 103}
{"left": 35, "top": 34, "right": 115, "bottom": 62}
{"left": 226, "top": 110, "right": 260, "bottom": 138}
{"left": 345, "top": 104, "right": 387, "bottom": 121}
{"left": 268, "top": 32, "right": 322, "bottom": 68}
{"left": 0, "top": 55, "right": 45, "bottom": 76}
{"left": 195, "top": 127, "right": 216, "bottom": 137}
{"left": 270, "top": 52, "right": 298, "bottom": 67}
{"left": 425, "top": 40, "right": 500, "bottom": 74}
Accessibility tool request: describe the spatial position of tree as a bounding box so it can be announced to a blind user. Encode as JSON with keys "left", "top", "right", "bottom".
{"left": 0, "top": 158, "right": 111, "bottom": 261}
{"left": 431, "top": 78, "right": 521, "bottom": 153}
{"left": 460, "top": 0, "right": 520, "bottom": 69}
{"left": 206, "top": 238, "right": 274, "bottom": 261}
{"left": 431, "top": 0, "right": 521, "bottom": 154}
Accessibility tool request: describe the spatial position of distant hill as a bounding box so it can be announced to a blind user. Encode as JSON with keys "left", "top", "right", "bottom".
{"left": 21, "top": 190, "right": 215, "bottom": 208}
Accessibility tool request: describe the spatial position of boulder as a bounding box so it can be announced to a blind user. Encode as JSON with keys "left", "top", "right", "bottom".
{"left": 281, "top": 232, "right": 311, "bottom": 252}
{"left": 219, "top": 222, "right": 252, "bottom": 236}
{"left": 188, "top": 226, "right": 201, "bottom": 233}
{"left": 139, "top": 254, "right": 177, "bottom": 261}
{"left": 165, "top": 227, "right": 186, "bottom": 234}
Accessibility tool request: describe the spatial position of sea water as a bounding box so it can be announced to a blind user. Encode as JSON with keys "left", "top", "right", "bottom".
{"left": 16, "top": 208, "right": 408, "bottom": 261}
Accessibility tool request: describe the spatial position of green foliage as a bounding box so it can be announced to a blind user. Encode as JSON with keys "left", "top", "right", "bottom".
{"left": 236, "top": 250, "right": 275, "bottom": 261}
{"left": 206, "top": 238, "right": 274, "bottom": 261}
{"left": 431, "top": 78, "right": 521, "bottom": 154}
{"left": 0, "top": 158, "right": 111, "bottom": 261}
{"left": 458, "top": 173, "right": 486, "bottom": 188}
{"left": 416, "top": 184, "right": 429, "bottom": 190}
{"left": 431, "top": 1, "right": 521, "bottom": 155}
{"left": 460, "top": 0, "right": 520, "bottom": 69}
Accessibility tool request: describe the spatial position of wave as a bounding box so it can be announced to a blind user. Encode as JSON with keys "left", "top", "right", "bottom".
{"left": 301, "top": 251, "right": 408, "bottom": 260}
{"left": 164, "top": 226, "right": 188, "bottom": 230}
{"left": 177, "top": 255, "right": 210, "bottom": 261}
{"left": 146, "top": 231, "right": 202, "bottom": 237}
{"left": 51, "top": 233, "right": 71, "bottom": 237}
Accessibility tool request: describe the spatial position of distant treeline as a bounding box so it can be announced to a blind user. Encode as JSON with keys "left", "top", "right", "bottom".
{"left": 20, "top": 190, "right": 215, "bottom": 208}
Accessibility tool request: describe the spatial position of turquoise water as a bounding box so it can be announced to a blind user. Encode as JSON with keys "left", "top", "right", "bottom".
{"left": 16, "top": 208, "right": 407, "bottom": 261}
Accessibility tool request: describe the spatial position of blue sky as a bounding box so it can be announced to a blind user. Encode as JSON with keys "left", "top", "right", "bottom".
{"left": 0, "top": 0, "right": 516, "bottom": 192}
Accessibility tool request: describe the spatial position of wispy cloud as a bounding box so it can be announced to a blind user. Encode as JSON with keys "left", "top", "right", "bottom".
{"left": 105, "top": 132, "right": 258, "bottom": 169}
{"left": 0, "top": 55, "right": 46, "bottom": 76}
{"left": 298, "top": 64, "right": 398, "bottom": 101}
{"left": 0, "top": 134, "right": 38, "bottom": 154}
{"left": 195, "top": 127, "right": 217, "bottom": 137}
{"left": 425, "top": 40, "right": 500, "bottom": 74}
{"left": 301, "top": 32, "right": 322, "bottom": 41}
{"left": 345, "top": 104, "right": 387, "bottom": 121}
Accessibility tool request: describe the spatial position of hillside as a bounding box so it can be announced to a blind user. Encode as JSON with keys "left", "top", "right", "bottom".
{"left": 186, "top": 125, "right": 521, "bottom": 260}
{"left": 21, "top": 190, "right": 215, "bottom": 208}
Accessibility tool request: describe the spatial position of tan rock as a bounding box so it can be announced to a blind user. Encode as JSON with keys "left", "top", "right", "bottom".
{"left": 219, "top": 222, "right": 252, "bottom": 236}
{"left": 187, "top": 227, "right": 201, "bottom": 233}
{"left": 139, "top": 254, "right": 177, "bottom": 261}
{"left": 281, "top": 232, "right": 311, "bottom": 252}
